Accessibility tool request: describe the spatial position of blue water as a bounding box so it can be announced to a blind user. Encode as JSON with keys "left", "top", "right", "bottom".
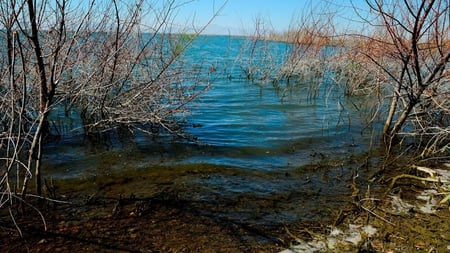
{"left": 45, "top": 35, "right": 381, "bottom": 178}
{"left": 41, "top": 35, "right": 384, "bottom": 224}
{"left": 175, "top": 36, "right": 379, "bottom": 170}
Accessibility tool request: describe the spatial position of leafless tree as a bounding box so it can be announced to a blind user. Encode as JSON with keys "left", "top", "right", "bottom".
{"left": 237, "top": 1, "right": 335, "bottom": 87}
{"left": 0, "top": 0, "right": 220, "bottom": 222}
{"left": 360, "top": 0, "right": 450, "bottom": 152}
{"left": 278, "top": 1, "right": 335, "bottom": 84}
{"left": 235, "top": 15, "right": 280, "bottom": 82}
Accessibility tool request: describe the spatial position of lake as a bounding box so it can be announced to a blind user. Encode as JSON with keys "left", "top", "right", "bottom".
{"left": 43, "top": 35, "right": 383, "bottom": 224}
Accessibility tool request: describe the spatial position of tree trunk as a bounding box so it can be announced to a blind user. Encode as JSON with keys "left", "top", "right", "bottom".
{"left": 25, "top": 0, "right": 49, "bottom": 196}
{"left": 383, "top": 91, "right": 398, "bottom": 136}
{"left": 386, "top": 99, "right": 417, "bottom": 141}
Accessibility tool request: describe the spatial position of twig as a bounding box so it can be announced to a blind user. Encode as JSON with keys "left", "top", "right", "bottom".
{"left": 386, "top": 174, "right": 449, "bottom": 194}
{"left": 359, "top": 204, "right": 395, "bottom": 225}
{"left": 0, "top": 192, "right": 71, "bottom": 204}
{"left": 9, "top": 207, "right": 22, "bottom": 238}
{"left": 284, "top": 226, "right": 305, "bottom": 243}
{"left": 18, "top": 198, "right": 47, "bottom": 231}
{"left": 412, "top": 165, "right": 437, "bottom": 177}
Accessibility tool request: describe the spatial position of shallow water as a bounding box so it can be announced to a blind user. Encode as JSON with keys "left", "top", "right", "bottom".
{"left": 42, "top": 35, "right": 383, "bottom": 224}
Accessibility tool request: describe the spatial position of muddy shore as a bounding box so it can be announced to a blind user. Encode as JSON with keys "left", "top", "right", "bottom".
{"left": 1, "top": 161, "right": 450, "bottom": 252}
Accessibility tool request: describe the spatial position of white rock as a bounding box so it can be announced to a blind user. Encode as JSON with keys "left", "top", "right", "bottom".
{"left": 344, "top": 231, "right": 362, "bottom": 245}
{"left": 329, "top": 227, "right": 343, "bottom": 236}
{"left": 362, "top": 225, "right": 377, "bottom": 236}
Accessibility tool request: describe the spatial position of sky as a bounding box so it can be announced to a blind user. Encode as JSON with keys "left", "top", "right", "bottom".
{"left": 171, "top": 0, "right": 371, "bottom": 35}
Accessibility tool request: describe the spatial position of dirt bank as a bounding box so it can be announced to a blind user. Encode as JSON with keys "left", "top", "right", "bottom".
{"left": 1, "top": 162, "right": 450, "bottom": 252}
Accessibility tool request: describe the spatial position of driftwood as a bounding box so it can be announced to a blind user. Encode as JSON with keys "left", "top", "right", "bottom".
{"left": 386, "top": 165, "right": 449, "bottom": 194}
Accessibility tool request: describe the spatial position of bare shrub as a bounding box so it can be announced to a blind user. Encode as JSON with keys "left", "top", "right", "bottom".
{"left": 0, "top": 0, "right": 219, "bottom": 226}
{"left": 355, "top": 0, "right": 450, "bottom": 156}
{"left": 329, "top": 41, "right": 383, "bottom": 97}
{"left": 235, "top": 15, "right": 281, "bottom": 83}
{"left": 236, "top": 0, "right": 336, "bottom": 93}
{"left": 277, "top": 1, "right": 334, "bottom": 84}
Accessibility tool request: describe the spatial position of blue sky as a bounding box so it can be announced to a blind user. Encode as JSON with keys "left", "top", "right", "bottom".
{"left": 171, "top": 0, "right": 370, "bottom": 35}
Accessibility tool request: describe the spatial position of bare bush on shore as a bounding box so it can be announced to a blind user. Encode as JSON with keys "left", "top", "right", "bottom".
{"left": 235, "top": 15, "right": 281, "bottom": 83}
{"left": 0, "top": 0, "right": 219, "bottom": 224}
{"left": 236, "top": 1, "right": 335, "bottom": 91}
{"left": 357, "top": 0, "right": 450, "bottom": 157}
{"left": 250, "top": 0, "right": 450, "bottom": 158}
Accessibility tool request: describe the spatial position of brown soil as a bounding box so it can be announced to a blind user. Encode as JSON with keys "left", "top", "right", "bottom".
{"left": 1, "top": 191, "right": 293, "bottom": 252}
{"left": 0, "top": 164, "right": 297, "bottom": 253}
{"left": 0, "top": 197, "right": 287, "bottom": 252}
{"left": 2, "top": 163, "right": 450, "bottom": 252}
